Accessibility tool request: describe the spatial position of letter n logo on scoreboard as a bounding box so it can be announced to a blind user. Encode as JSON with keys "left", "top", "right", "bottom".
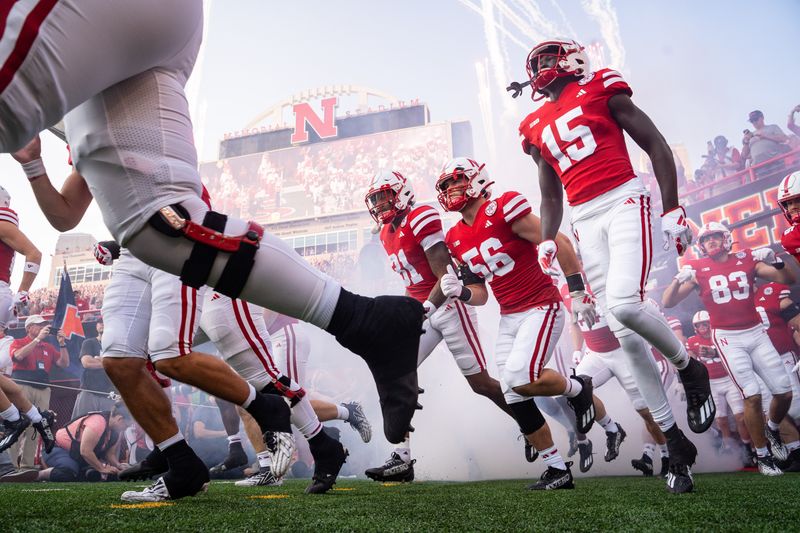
{"left": 291, "top": 97, "right": 338, "bottom": 143}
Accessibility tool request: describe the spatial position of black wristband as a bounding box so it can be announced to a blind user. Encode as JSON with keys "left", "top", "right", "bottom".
{"left": 566, "top": 273, "right": 585, "bottom": 293}
{"left": 780, "top": 302, "right": 800, "bottom": 322}
{"left": 773, "top": 261, "right": 785, "bottom": 270}
{"left": 458, "top": 286, "right": 472, "bottom": 302}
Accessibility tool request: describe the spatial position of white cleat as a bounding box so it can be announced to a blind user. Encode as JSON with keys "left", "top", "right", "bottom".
{"left": 121, "top": 477, "right": 172, "bottom": 502}
{"left": 264, "top": 431, "right": 295, "bottom": 479}
{"left": 343, "top": 401, "right": 372, "bottom": 443}
{"left": 757, "top": 456, "right": 784, "bottom": 477}
{"left": 234, "top": 467, "right": 283, "bottom": 487}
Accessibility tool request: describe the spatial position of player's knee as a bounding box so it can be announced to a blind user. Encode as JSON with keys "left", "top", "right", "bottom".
{"left": 466, "top": 372, "right": 501, "bottom": 397}
{"left": 152, "top": 356, "right": 186, "bottom": 380}
{"left": 102, "top": 357, "right": 144, "bottom": 382}
{"left": 608, "top": 301, "right": 642, "bottom": 329}
{"left": 772, "top": 391, "right": 792, "bottom": 404}
{"left": 743, "top": 394, "right": 762, "bottom": 408}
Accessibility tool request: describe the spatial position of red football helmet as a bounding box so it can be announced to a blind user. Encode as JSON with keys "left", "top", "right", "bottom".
{"left": 777, "top": 171, "right": 800, "bottom": 225}
{"left": 435, "top": 158, "right": 493, "bottom": 212}
{"left": 692, "top": 310, "right": 710, "bottom": 335}
{"left": 365, "top": 170, "right": 415, "bottom": 224}
{"left": 697, "top": 222, "right": 732, "bottom": 257}
{"left": 0, "top": 185, "right": 10, "bottom": 208}
{"left": 526, "top": 38, "right": 590, "bottom": 96}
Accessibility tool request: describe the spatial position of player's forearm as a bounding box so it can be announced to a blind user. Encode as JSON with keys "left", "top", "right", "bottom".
{"left": 650, "top": 143, "right": 680, "bottom": 212}
{"left": 464, "top": 284, "right": 488, "bottom": 306}
{"left": 18, "top": 269, "right": 39, "bottom": 293}
{"left": 661, "top": 280, "right": 684, "bottom": 308}
{"left": 426, "top": 282, "right": 447, "bottom": 308}
{"left": 29, "top": 173, "right": 83, "bottom": 231}
{"left": 553, "top": 232, "right": 580, "bottom": 276}
{"left": 539, "top": 196, "right": 563, "bottom": 241}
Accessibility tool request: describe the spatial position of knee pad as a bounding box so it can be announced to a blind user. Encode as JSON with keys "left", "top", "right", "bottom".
{"left": 148, "top": 326, "right": 181, "bottom": 361}
{"left": 609, "top": 301, "right": 642, "bottom": 330}
{"left": 49, "top": 467, "right": 78, "bottom": 483}
{"left": 262, "top": 375, "right": 306, "bottom": 407}
{"left": 508, "top": 399, "right": 546, "bottom": 435}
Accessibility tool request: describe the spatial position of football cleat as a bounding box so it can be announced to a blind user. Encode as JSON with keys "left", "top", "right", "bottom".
{"left": 365, "top": 452, "right": 415, "bottom": 482}
{"left": 742, "top": 446, "right": 758, "bottom": 469}
{"left": 678, "top": 358, "right": 716, "bottom": 433}
{"left": 210, "top": 441, "right": 248, "bottom": 478}
{"left": 604, "top": 425, "right": 627, "bottom": 462}
{"left": 306, "top": 437, "right": 349, "bottom": 494}
{"left": 631, "top": 454, "right": 654, "bottom": 476}
{"left": 235, "top": 467, "right": 283, "bottom": 487}
{"left": 328, "top": 291, "right": 424, "bottom": 444}
{"left": 776, "top": 448, "right": 800, "bottom": 472}
{"left": 757, "top": 455, "right": 783, "bottom": 476}
{"left": 565, "top": 374, "right": 596, "bottom": 434}
{"left": 666, "top": 463, "right": 694, "bottom": 494}
{"left": 0, "top": 468, "right": 38, "bottom": 482}
{"left": 119, "top": 448, "right": 168, "bottom": 481}
{"left": 665, "top": 430, "right": 697, "bottom": 494}
{"left": 567, "top": 432, "right": 578, "bottom": 458}
{"left": 121, "top": 477, "right": 174, "bottom": 502}
{"left": 660, "top": 456, "right": 670, "bottom": 478}
{"left": 0, "top": 414, "right": 31, "bottom": 453}
{"left": 32, "top": 410, "right": 57, "bottom": 454}
{"left": 527, "top": 462, "right": 574, "bottom": 490}
{"left": 343, "top": 401, "right": 372, "bottom": 443}
{"left": 263, "top": 430, "right": 295, "bottom": 480}
{"left": 765, "top": 427, "right": 789, "bottom": 462}
{"left": 524, "top": 440, "right": 539, "bottom": 463}
{"left": 577, "top": 440, "right": 593, "bottom": 473}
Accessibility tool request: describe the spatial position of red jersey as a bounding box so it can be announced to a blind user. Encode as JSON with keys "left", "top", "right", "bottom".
{"left": 10, "top": 337, "right": 61, "bottom": 374}
{"left": 445, "top": 192, "right": 560, "bottom": 314}
{"left": 380, "top": 205, "right": 443, "bottom": 303}
{"left": 690, "top": 249, "right": 761, "bottom": 330}
{"left": 0, "top": 208, "right": 19, "bottom": 284}
{"left": 686, "top": 334, "right": 727, "bottom": 379}
{"left": 519, "top": 68, "right": 635, "bottom": 206}
{"left": 780, "top": 225, "right": 800, "bottom": 264}
{"left": 559, "top": 283, "right": 619, "bottom": 353}
{"left": 755, "top": 282, "right": 796, "bottom": 355}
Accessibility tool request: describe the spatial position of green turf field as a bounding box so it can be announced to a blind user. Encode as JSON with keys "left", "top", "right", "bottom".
{"left": 0, "top": 473, "right": 798, "bottom": 532}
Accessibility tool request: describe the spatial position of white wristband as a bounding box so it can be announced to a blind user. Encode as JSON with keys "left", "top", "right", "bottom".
{"left": 24, "top": 262, "right": 40, "bottom": 274}
{"left": 21, "top": 158, "right": 46, "bottom": 180}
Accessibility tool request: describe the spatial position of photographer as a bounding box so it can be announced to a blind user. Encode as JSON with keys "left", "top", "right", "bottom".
{"left": 704, "top": 135, "right": 742, "bottom": 178}
{"left": 742, "top": 110, "right": 790, "bottom": 177}
{"left": 37, "top": 402, "right": 132, "bottom": 482}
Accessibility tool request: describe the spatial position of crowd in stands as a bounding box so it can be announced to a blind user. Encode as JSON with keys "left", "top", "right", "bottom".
{"left": 16, "top": 284, "right": 105, "bottom": 322}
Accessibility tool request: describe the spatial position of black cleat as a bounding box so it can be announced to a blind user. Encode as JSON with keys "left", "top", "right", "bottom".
{"left": 567, "top": 432, "right": 578, "bottom": 458}
{"left": 565, "top": 374, "right": 596, "bottom": 434}
{"left": 527, "top": 462, "right": 575, "bottom": 490}
{"left": 765, "top": 427, "right": 789, "bottom": 462}
{"left": 578, "top": 440, "right": 593, "bottom": 473}
{"left": 365, "top": 452, "right": 415, "bottom": 482}
{"left": 119, "top": 448, "right": 168, "bottom": 482}
{"left": 306, "top": 433, "right": 349, "bottom": 494}
{"left": 209, "top": 441, "right": 248, "bottom": 478}
{"left": 660, "top": 456, "right": 670, "bottom": 478}
{"left": 604, "top": 425, "right": 626, "bottom": 462}
{"left": 342, "top": 401, "right": 372, "bottom": 443}
{"left": 0, "top": 414, "right": 31, "bottom": 453}
{"left": 162, "top": 453, "right": 211, "bottom": 500}
{"left": 32, "top": 410, "right": 57, "bottom": 454}
{"left": 327, "top": 290, "right": 424, "bottom": 444}
{"left": 631, "top": 454, "right": 654, "bottom": 476}
{"left": 776, "top": 448, "right": 800, "bottom": 472}
{"left": 678, "top": 358, "right": 716, "bottom": 433}
{"left": 524, "top": 440, "right": 539, "bottom": 463}
{"left": 665, "top": 430, "right": 697, "bottom": 494}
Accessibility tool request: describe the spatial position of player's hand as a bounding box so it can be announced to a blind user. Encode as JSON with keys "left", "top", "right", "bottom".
{"left": 93, "top": 241, "right": 120, "bottom": 266}
{"left": 794, "top": 360, "right": 800, "bottom": 374}
{"left": 661, "top": 206, "right": 693, "bottom": 256}
{"left": 12, "top": 291, "right": 28, "bottom": 307}
{"left": 674, "top": 266, "right": 696, "bottom": 284}
{"left": 751, "top": 247, "right": 776, "bottom": 264}
{"left": 569, "top": 290, "right": 597, "bottom": 329}
{"left": 537, "top": 240, "right": 558, "bottom": 274}
{"left": 10, "top": 135, "right": 42, "bottom": 165}
{"left": 572, "top": 350, "right": 584, "bottom": 366}
{"left": 422, "top": 300, "right": 437, "bottom": 320}
{"left": 441, "top": 265, "right": 464, "bottom": 300}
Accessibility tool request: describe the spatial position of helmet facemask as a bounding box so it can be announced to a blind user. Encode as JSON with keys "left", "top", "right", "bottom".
{"left": 525, "top": 39, "right": 589, "bottom": 99}
{"left": 698, "top": 232, "right": 728, "bottom": 258}
{"left": 366, "top": 187, "right": 401, "bottom": 224}
{"left": 436, "top": 172, "right": 471, "bottom": 212}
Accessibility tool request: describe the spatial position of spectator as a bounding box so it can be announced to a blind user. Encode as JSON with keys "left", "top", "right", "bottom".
{"left": 788, "top": 104, "right": 800, "bottom": 137}
{"left": 36, "top": 402, "right": 131, "bottom": 482}
{"left": 187, "top": 397, "right": 228, "bottom": 468}
{"left": 71, "top": 319, "right": 116, "bottom": 418}
{"left": 704, "top": 135, "right": 742, "bottom": 178}
{"left": 8, "top": 315, "right": 69, "bottom": 469}
{"left": 741, "top": 110, "right": 790, "bottom": 176}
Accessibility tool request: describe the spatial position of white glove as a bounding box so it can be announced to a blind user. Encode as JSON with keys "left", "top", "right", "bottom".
{"left": 793, "top": 360, "right": 800, "bottom": 374}
{"left": 570, "top": 290, "right": 597, "bottom": 329}
{"left": 93, "top": 242, "right": 114, "bottom": 266}
{"left": 422, "top": 300, "right": 437, "bottom": 319}
{"left": 441, "top": 265, "right": 464, "bottom": 300}
{"left": 661, "top": 206, "right": 693, "bottom": 256}
{"left": 751, "top": 247, "right": 776, "bottom": 264}
{"left": 537, "top": 240, "right": 558, "bottom": 274}
{"left": 674, "top": 266, "right": 696, "bottom": 284}
{"left": 572, "top": 350, "right": 584, "bottom": 366}
{"left": 12, "top": 291, "right": 28, "bottom": 306}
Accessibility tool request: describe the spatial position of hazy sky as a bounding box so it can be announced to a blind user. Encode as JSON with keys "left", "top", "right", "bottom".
{"left": 3, "top": 0, "right": 798, "bottom": 290}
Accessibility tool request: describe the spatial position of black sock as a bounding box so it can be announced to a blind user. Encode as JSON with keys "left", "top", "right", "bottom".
{"left": 663, "top": 424, "right": 682, "bottom": 442}
{"left": 160, "top": 439, "right": 197, "bottom": 468}
{"left": 245, "top": 393, "right": 291, "bottom": 433}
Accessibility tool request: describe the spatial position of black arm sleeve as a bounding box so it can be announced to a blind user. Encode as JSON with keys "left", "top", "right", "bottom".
{"left": 457, "top": 263, "right": 485, "bottom": 286}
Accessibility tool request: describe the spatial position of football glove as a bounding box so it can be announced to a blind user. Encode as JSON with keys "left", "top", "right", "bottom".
{"left": 751, "top": 247, "right": 776, "bottom": 264}
{"left": 661, "top": 206, "right": 693, "bottom": 256}
{"left": 572, "top": 350, "right": 584, "bottom": 366}
{"left": 94, "top": 240, "right": 121, "bottom": 266}
{"left": 422, "top": 300, "right": 437, "bottom": 320}
{"left": 570, "top": 290, "right": 597, "bottom": 329}
{"left": 794, "top": 360, "right": 800, "bottom": 374}
{"left": 674, "top": 266, "right": 696, "bottom": 284}
{"left": 12, "top": 291, "right": 28, "bottom": 306}
{"left": 537, "top": 239, "right": 558, "bottom": 274}
{"left": 441, "top": 265, "right": 465, "bottom": 300}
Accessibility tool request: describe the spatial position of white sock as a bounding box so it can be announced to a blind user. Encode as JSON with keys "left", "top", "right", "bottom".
{"left": 643, "top": 443, "right": 656, "bottom": 459}
{"left": 597, "top": 414, "right": 618, "bottom": 433}
{"left": 563, "top": 376, "right": 582, "bottom": 398}
{"left": 291, "top": 396, "right": 322, "bottom": 439}
{"left": 241, "top": 384, "right": 256, "bottom": 409}
{"left": 336, "top": 404, "right": 350, "bottom": 421}
{"left": 617, "top": 334, "right": 675, "bottom": 431}
{"left": 156, "top": 432, "right": 184, "bottom": 451}
{"left": 25, "top": 406, "right": 42, "bottom": 424}
{"left": 540, "top": 445, "right": 567, "bottom": 470}
{"left": 0, "top": 405, "right": 19, "bottom": 422}
{"left": 257, "top": 451, "right": 272, "bottom": 468}
{"left": 767, "top": 419, "right": 781, "bottom": 432}
{"left": 395, "top": 447, "right": 412, "bottom": 463}
{"left": 227, "top": 434, "right": 241, "bottom": 445}
{"left": 756, "top": 446, "right": 769, "bottom": 458}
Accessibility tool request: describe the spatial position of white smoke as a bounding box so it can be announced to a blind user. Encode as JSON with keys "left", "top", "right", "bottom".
{"left": 581, "top": 0, "right": 626, "bottom": 72}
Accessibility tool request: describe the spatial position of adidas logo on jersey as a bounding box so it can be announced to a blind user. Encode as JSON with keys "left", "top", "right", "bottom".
{"left": 701, "top": 267, "right": 710, "bottom": 271}
{"left": 576, "top": 89, "right": 587, "bottom": 98}
{"left": 454, "top": 240, "right": 460, "bottom": 246}
{"left": 485, "top": 220, "right": 493, "bottom": 228}
{"left": 399, "top": 231, "right": 405, "bottom": 237}
{"left": 736, "top": 260, "right": 743, "bottom": 265}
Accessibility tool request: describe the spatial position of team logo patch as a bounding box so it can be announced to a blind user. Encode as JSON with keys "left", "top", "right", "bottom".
{"left": 736, "top": 251, "right": 746, "bottom": 259}
{"left": 484, "top": 201, "right": 497, "bottom": 216}
{"left": 765, "top": 287, "right": 773, "bottom": 295}
{"left": 578, "top": 72, "right": 596, "bottom": 85}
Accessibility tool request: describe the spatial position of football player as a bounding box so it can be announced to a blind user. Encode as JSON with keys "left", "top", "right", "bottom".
{"left": 663, "top": 222, "right": 799, "bottom": 476}
{"left": 775, "top": 170, "right": 800, "bottom": 379}
{"left": 436, "top": 157, "right": 597, "bottom": 490}
{"left": 364, "top": 169, "right": 514, "bottom": 482}
{"left": 517, "top": 38, "right": 710, "bottom": 493}
{"left": 1, "top": 2, "right": 423, "bottom": 451}
{"left": 686, "top": 311, "right": 751, "bottom": 455}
